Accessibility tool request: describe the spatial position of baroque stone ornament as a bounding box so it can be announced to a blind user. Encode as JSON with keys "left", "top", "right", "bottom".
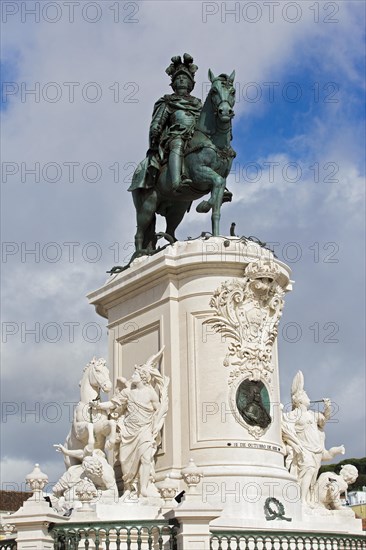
{"left": 181, "top": 458, "right": 203, "bottom": 494}
{"left": 204, "top": 260, "right": 285, "bottom": 384}
{"left": 75, "top": 477, "right": 98, "bottom": 511}
{"left": 157, "top": 474, "right": 178, "bottom": 506}
{"left": 25, "top": 464, "right": 48, "bottom": 500}
{"left": 1, "top": 523, "right": 16, "bottom": 538}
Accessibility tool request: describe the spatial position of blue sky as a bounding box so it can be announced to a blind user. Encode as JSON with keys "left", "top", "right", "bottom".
{"left": 1, "top": 0, "right": 365, "bottom": 488}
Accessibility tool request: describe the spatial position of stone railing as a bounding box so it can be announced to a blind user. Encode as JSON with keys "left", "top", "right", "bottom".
{"left": 6, "top": 464, "right": 366, "bottom": 550}
{"left": 210, "top": 530, "right": 366, "bottom": 549}
{"left": 49, "top": 519, "right": 178, "bottom": 549}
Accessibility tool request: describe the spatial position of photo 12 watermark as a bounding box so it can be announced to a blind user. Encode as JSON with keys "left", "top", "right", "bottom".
{"left": 202, "top": 479, "right": 301, "bottom": 504}
{"left": 199, "top": 239, "right": 340, "bottom": 265}
{"left": 1, "top": 161, "right": 139, "bottom": 184}
{"left": 1, "top": 1, "right": 140, "bottom": 24}
{"left": 2, "top": 81, "right": 140, "bottom": 104}
{"left": 1, "top": 241, "right": 135, "bottom": 265}
{"left": 1, "top": 320, "right": 139, "bottom": 344}
{"left": 201, "top": 80, "right": 340, "bottom": 104}
{"left": 201, "top": 399, "right": 340, "bottom": 425}
{"left": 0, "top": 159, "right": 341, "bottom": 185}
{"left": 201, "top": 2, "right": 340, "bottom": 24}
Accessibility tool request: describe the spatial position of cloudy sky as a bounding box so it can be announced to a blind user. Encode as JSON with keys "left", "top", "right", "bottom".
{"left": 1, "top": 0, "right": 365, "bottom": 490}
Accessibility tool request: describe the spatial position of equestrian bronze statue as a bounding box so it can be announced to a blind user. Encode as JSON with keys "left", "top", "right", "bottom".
{"left": 129, "top": 53, "right": 236, "bottom": 256}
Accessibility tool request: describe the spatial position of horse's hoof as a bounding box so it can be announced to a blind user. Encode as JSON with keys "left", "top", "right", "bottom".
{"left": 223, "top": 190, "right": 233, "bottom": 203}
{"left": 196, "top": 200, "right": 212, "bottom": 214}
{"left": 131, "top": 250, "right": 148, "bottom": 261}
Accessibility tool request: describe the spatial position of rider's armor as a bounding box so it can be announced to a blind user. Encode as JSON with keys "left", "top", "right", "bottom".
{"left": 151, "top": 107, "right": 198, "bottom": 147}
{"left": 129, "top": 54, "right": 202, "bottom": 193}
{"left": 150, "top": 92, "right": 202, "bottom": 190}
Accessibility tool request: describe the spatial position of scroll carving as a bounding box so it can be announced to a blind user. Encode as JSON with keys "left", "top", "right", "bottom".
{"left": 204, "top": 260, "right": 286, "bottom": 384}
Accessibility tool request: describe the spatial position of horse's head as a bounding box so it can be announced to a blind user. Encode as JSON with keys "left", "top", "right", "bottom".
{"left": 84, "top": 357, "right": 112, "bottom": 393}
{"left": 208, "top": 69, "right": 236, "bottom": 123}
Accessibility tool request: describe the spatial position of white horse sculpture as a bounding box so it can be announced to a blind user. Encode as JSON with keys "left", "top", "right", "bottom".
{"left": 63, "top": 357, "right": 113, "bottom": 468}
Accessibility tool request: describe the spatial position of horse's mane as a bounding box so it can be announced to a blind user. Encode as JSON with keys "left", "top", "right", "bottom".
{"left": 215, "top": 73, "right": 234, "bottom": 83}
{"left": 82, "top": 357, "right": 106, "bottom": 373}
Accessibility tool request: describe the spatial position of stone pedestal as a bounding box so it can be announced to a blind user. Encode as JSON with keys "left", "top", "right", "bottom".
{"left": 164, "top": 504, "right": 222, "bottom": 550}
{"left": 88, "top": 237, "right": 302, "bottom": 525}
{"left": 10, "top": 497, "right": 65, "bottom": 549}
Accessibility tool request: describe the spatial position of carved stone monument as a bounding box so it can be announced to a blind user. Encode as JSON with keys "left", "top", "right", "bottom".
{"left": 89, "top": 237, "right": 302, "bottom": 526}
{"left": 86, "top": 50, "right": 363, "bottom": 527}
{"left": 88, "top": 234, "right": 362, "bottom": 532}
{"left": 52, "top": 351, "right": 170, "bottom": 515}
{"left": 9, "top": 55, "right": 363, "bottom": 548}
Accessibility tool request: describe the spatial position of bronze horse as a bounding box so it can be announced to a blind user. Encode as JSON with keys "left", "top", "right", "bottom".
{"left": 131, "top": 70, "right": 236, "bottom": 256}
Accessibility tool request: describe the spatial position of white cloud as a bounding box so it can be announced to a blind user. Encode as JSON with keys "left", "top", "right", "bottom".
{"left": 0, "top": 457, "right": 63, "bottom": 492}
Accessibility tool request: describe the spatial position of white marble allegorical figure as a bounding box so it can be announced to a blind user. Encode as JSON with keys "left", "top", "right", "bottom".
{"left": 91, "top": 347, "right": 169, "bottom": 500}
{"left": 282, "top": 371, "right": 345, "bottom": 506}
{"left": 62, "top": 357, "right": 114, "bottom": 468}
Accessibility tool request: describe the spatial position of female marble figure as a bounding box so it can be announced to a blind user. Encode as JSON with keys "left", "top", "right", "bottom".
{"left": 92, "top": 348, "right": 169, "bottom": 499}
{"left": 282, "top": 371, "right": 344, "bottom": 505}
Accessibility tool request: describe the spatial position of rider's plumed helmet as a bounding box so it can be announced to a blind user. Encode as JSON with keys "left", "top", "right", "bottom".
{"left": 166, "top": 53, "right": 198, "bottom": 92}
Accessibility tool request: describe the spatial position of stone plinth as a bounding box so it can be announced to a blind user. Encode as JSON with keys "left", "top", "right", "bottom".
{"left": 88, "top": 237, "right": 299, "bottom": 523}
{"left": 10, "top": 497, "right": 65, "bottom": 550}
{"left": 165, "top": 504, "right": 222, "bottom": 550}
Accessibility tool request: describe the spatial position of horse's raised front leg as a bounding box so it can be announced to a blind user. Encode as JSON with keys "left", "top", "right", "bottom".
{"left": 87, "top": 420, "right": 95, "bottom": 450}
{"left": 104, "top": 418, "right": 118, "bottom": 467}
{"left": 211, "top": 174, "right": 226, "bottom": 236}
{"left": 195, "top": 167, "right": 225, "bottom": 236}
{"left": 105, "top": 419, "right": 117, "bottom": 450}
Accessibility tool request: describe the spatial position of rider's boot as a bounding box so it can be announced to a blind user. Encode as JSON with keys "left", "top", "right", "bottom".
{"left": 169, "top": 139, "right": 192, "bottom": 193}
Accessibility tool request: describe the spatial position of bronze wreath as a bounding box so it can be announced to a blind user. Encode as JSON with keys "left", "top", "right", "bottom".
{"left": 264, "top": 497, "right": 292, "bottom": 522}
